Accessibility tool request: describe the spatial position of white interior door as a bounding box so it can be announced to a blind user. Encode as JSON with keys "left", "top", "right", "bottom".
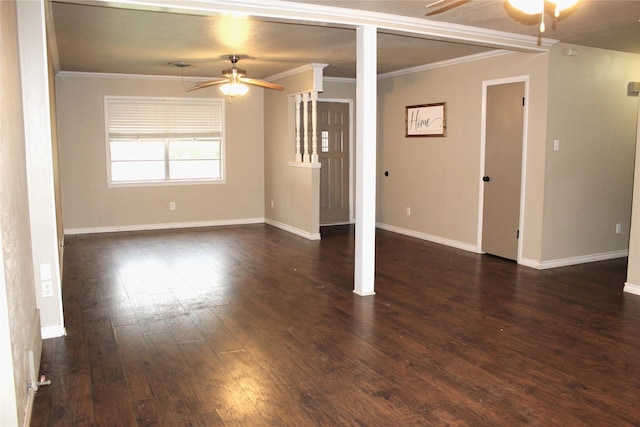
{"left": 482, "top": 81, "right": 525, "bottom": 260}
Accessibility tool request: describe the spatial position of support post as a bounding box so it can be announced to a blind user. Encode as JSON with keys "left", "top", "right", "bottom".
{"left": 354, "top": 25, "right": 377, "bottom": 296}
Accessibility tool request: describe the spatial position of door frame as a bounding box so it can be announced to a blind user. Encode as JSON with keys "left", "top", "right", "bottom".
{"left": 477, "top": 75, "right": 530, "bottom": 262}
{"left": 318, "top": 98, "right": 355, "bottom": 224}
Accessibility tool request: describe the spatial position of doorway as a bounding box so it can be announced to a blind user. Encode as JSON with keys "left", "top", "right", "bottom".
{"left": 481, "top": 79, "right": 527, "bottom": 261}
{"left": 318, "top": 101, "right": 351, "bottom": 225}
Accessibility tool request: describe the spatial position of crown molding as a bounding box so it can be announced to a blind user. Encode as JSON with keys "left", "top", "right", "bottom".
{"left": 267, "top": 63, "right": 328, "bottom": 82}
{"left": 378, "top": 50, "right": 516, "bottom": 79}
{"left": 324, "top": 76, "right": 356, "bottom": 84}
{"left": 56, "top": 70, "right": 213, "bottom": 82}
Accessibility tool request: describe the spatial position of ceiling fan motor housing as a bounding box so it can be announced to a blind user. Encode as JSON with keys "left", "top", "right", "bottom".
{"left": 223, "top": 68, "right": 246, "bottom": 78}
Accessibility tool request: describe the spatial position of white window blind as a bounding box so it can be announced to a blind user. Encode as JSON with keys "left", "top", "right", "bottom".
{"left": 106, "top": 97, "right": 222, "bottom": 140}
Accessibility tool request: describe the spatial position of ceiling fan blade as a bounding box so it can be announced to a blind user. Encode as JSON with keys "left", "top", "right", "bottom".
{"left": 239, "top": 77, "right": 284, "bottom": 91}
{"left": 187, "top": 78, "right": 228, "bottom": 92}
{"left": 425, "top": 0, "right": 470, "bottom": 16}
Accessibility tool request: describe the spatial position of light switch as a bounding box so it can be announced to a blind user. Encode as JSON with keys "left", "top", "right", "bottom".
{"left": 40, "top": 263, "right": 52, "bottom": 281}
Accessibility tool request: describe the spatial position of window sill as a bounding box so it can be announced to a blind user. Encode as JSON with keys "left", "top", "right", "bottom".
{"left": 108, "top": 179, "right": 226, "bottom": 188}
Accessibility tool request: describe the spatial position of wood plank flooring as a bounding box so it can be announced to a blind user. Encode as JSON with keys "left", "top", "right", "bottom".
{"left": 32, "top": 224, "right": 640, "bottom": 426}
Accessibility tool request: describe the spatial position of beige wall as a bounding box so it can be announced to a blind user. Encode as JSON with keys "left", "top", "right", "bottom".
{"left": 56, "top": 74, "right": 265, "bottom": 231}
{"left": 320, "top": 79, "right": 356, "bottom": 101}
{"left": 264, "top": 69, "right": 322, "bottom": 238}
{"left": 377, "top": 51, "right": 549, "bottom": 261}
{"left": 0, "top": 1, "right": 42, "bottom": 425}
{"left": 542, "top": 43, "right": 640, "bottom": 262}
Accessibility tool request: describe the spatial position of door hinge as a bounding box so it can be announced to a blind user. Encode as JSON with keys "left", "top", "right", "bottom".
{"left": 522, "top": 97, "right": 525, "bottom": 106}
{"left": 517, "top": 229, "right": 520, "bottom": 239}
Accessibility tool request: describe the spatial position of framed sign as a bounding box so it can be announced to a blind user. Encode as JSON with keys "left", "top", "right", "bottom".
{"left": 405, "top": 102, "right": 446, "bottom": 137}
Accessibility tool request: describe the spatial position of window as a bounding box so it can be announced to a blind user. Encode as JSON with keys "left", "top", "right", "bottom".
{"left": 105, "top": 96, "right": 224, "bottom": 185}
{"left": 321, "top": 130, "right": 329, "bottom": 153}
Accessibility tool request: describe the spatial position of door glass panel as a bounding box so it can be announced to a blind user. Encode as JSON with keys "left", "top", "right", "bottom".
{"left": 321, "top": 131, "right": 329, "bottom": 153}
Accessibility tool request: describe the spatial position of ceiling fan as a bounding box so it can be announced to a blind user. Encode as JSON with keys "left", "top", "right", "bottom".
{"left": 188, "top": 55, "right": 284, "bottom": 94}
{"left": 425, "top": 0, "right": 579, "bottom": 32}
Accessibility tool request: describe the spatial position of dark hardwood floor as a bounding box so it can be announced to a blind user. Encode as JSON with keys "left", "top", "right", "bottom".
{"left": 32, "top": 224, "right": 640, "bottom": 426}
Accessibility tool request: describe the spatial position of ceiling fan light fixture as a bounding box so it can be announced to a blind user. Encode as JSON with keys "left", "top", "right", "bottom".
{"left": 507, "top": 0, "right": 578, "bottom": 15}
{"left": 219, "top": 82, "right": 249, "bottom": 97}
{"left": 507, "top": 0, "right": 544, "bottom": 15}
{"left": 507, "top": 0, "right": 579, "bottom": 32}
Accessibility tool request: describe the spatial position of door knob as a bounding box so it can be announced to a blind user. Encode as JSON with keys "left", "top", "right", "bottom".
{"left": 482, "top": 176, "right": 490, "bottom": 182}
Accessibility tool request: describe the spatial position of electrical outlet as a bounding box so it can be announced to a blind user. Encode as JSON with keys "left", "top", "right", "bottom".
{"left": 42, "top": 280, "right": 53, "bottom": 297}
{"left": 553, "top": 139, "right": 560, "bottom": 152}
{"left": 616, "top": 223, "right": 622, "bottom": 234}
{"left": 271, "top": 200, "right": 274, "bottom": 208}
{"left": 170, "top": 201, "right": 176, "bottom": 211}
{"left": 406, "top": 207, "right": 411, "bottom": 216}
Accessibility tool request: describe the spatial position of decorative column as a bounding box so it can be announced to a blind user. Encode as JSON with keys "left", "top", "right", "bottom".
{"left": 311, "top": 91, "right": 318, "bottom": 163}
{"left": 302, "top": 92, "right": 310, "bottom": 163}
{"left": 294, "top": 94, "right": 302, "bottom": 162}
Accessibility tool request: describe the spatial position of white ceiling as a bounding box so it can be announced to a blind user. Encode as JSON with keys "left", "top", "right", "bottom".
{"left": 50, "top": 0, "right": 640, "bottom": 81}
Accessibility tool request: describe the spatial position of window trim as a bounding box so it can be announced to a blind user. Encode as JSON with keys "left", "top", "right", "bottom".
{"left": 104, "top": 96, "right": 226, "bottom": 187}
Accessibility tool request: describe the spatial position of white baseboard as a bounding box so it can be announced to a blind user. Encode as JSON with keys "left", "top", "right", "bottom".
{"left": 624, "top": 282, "right": 640, "bottom": 296}
{"left": 376, "top": 222, "right": 480, "bottom": 253}
{"left": 518, "top": 257, "right": 542, "bottom": 269}
{"left": 64, "top": 218, "right": 265, "bottom": 235}
{"left": 376, "top": 223, "right": 628, "bottom": 271}
{"left": 265, "top": 219, "right": 321, "bottom": 240}
{"left": 320, "top": 221, "right": 352, "bottom": 226}
{"left": 535, "top": 250, "right": 628, "bottom": 270}
{"left": 65, "top": 217, "right": 322, "bottom": 242}
{"left": 41, "top": 325, "right": 66, "bottom": 339}
{"left": 353, "top": 290, "right": 375, "bottom": 296}
{"left": 65, "top": 220, "right": 627, "bottom": 271}
{"left": 23, "top": 385, "right": 36, "bottom": 427}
